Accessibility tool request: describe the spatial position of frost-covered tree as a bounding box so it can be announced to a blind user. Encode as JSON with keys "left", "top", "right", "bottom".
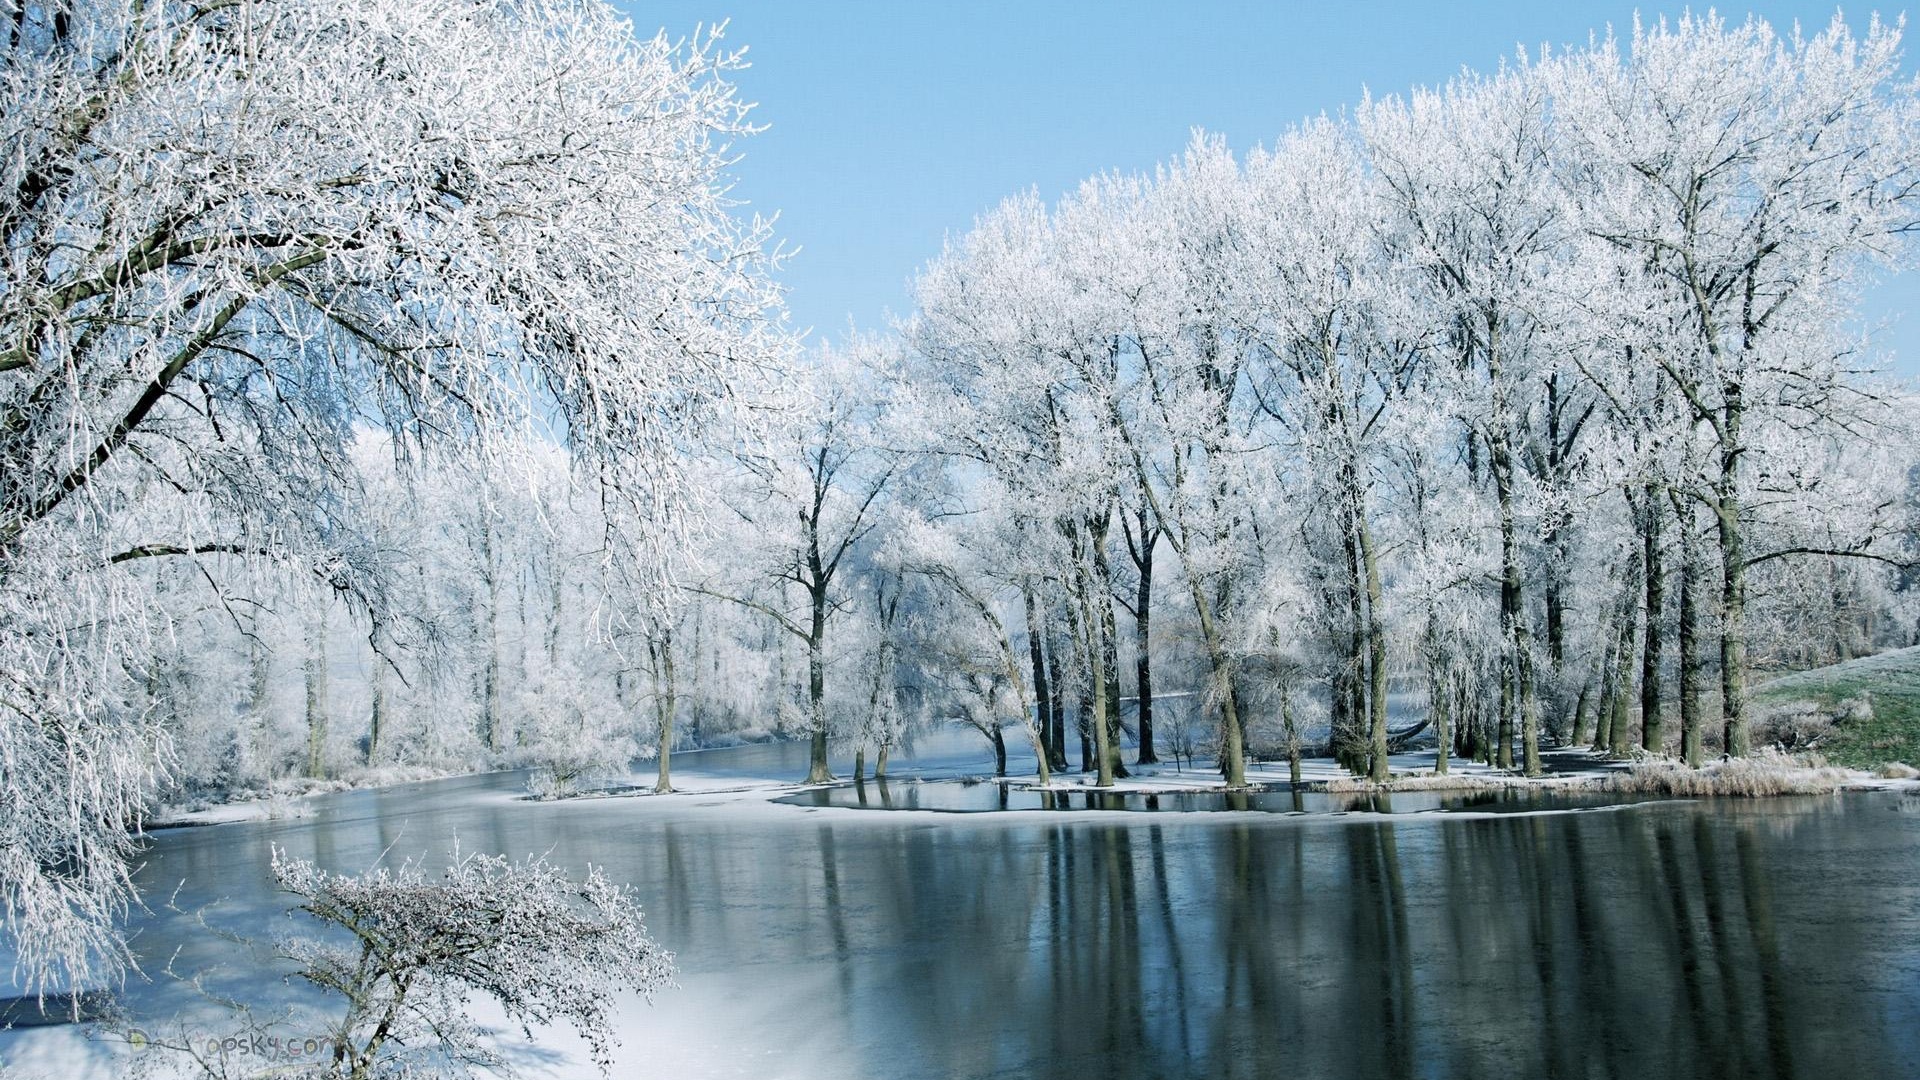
{"left": 1548, "top": 13, "right": 1920, "bottom": 755}
{"left": 0, "top": 0, "right": 785, "bottom": 989}
{"left": 693, "top": 340, "right": 896, "bottom": 783}
{"left": 892, "top": 10, "right": 1920, "bottom": 788}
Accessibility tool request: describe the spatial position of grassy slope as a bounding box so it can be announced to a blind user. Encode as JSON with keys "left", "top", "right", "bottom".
{"left": 1753, "top": 645, "right": 1920, "bottom": 768}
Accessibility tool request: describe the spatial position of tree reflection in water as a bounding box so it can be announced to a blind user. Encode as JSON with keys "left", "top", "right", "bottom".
{"left": 623, "top": 799, "right": 1906, "bottom": 1079}
{"left": 78, "top": 784, "right": 1920, "bottom": 1080}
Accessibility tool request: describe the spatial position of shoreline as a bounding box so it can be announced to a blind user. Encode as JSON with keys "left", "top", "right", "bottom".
{"left": 142, "top": 742, "right": 1920, "bottom": 835}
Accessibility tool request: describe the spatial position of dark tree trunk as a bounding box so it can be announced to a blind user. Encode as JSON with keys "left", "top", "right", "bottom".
{"left": 1334, "top": 526, "right": 1367, "bottom": 776}
{"left": 1133, "top": 550, "right": 1157, "bottom": 766}
{"left": 1024, "top": 583, "right": 1055, "bottom": 770}
{"left": 1641, "top": 482, "right": 1666, "bottom": 755}
{"left": 1608, "top": 579, "right": 1639, "bottom": 758}
{"left": 1045, "top": 620, "right": 1068, "bottom": 772}
{"left": 1090, "top": 515, "right": 1129, "bottom": 780}
{"left": 805, "top": 586, "right": 832, "bottom": 785}
{"left": 1491, "top": 436, "right": 1538, "bottom": 774}
{"left": 1124, "top": 503, "right": 1160, "bottom": 765}
{"left": 1718, "top": 446, "right": 1749, "bottom": 757}
{"left": 1675, "top": 494, "right": 1706, "bottom": 768}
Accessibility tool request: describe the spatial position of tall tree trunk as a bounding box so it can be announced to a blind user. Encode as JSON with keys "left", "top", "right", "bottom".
{"left": 1355, "top": 498, "right": 1390, "bottom": 782}
{"left": 1570, "top": 681, "right": 1593, "bottom": 748}
{"left": 546, "top": 559, "right": 564, "bottom": 675}
{"left": 366, "top": 654, "right": 389, "bottom": 766}
{"left": 479, "top": 520, "right": 505, "bottom": 755}
{"left": 1425, "top": 620, "right": 1449, "bottom": 777}
{"left": 1330, "top": 659, "right": 1355, "bottom": 772}
{"left": 1675, "top": 495, "right": 1706, "bottom": 768}
{"left": 1540, "top": 372, "right": 1580, "bottom": 731}
{"left": 1076, "top": 558, "right": 1116, "bottom": 789}
{"left": 1125, "top": 504, "right": 1160, "bottom": 766}
{"left": 305, "top": 603, "right": 329, "bottom": 780}
{"left": 1607, "top": 560, "right": 1641, "bottom": 758}
{"left": 991, "top": 725, "right": 1007, "bottom": 777}
{"left": 1045, "top": 617, "right": 1068, "bottom": 772}
{"left": 1190, "top": 580, "right": 1247, "bottom": 789}
{"left": 1133, "top": 544, "right": 1157, "bottom": 765}
{"left": 1064, "top": 596, "right": 1093, "bottom": 773}
{"left": 1023, "top": 582, "right": 1055, "bottom": 769}
{"left": 1593, "top": 639, "right": 1616, "bottom": 754}
{"left": 1090, "top": 515, "right": 1129, "bottom": 780}
{"left": 249, "top": 637, "right": 273, "bottom": 774}
{"left": 1491, "top": 436, "right": 1540, "bottom": 775}
{"left": 1334, "top": 517, "right": 1367, "bottom": 776}
{"left": 1283, "top": 693, "right": 1303, "bottom": 786}
{"left": 806, "top": 587, "right": 832, "bottom": 784}
{"left": 689, "top": 605, "right": 706, "bottom": 745}
{"left": 654, "top": 629, "right": 676, "bottom": 794}
{"left": 1717, "top": 405, "right": 1749, "bottom": 756}
{"left": 1641, "top": 482, "right": 1666, "bottom": 755}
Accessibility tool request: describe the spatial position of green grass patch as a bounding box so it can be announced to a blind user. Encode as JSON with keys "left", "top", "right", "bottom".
{"left": 1753, "top": 646, "right": 1920, "bottom": 769}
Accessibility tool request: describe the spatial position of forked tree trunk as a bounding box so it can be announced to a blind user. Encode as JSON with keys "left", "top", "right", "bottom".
{"left": 1491, "top": 436, "right": 1540, "bottom": 776}
{"left": 1190, "top": 580, "right": 1247, "bottom": 789}
{"left": 1076, "top": 558, "right": 1116, "bottom": 789}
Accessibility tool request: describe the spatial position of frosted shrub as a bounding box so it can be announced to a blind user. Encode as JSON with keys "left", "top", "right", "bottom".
{"left": 516, "top": 668, "right": 634, "bottom": 798}
{"left": 1609, "top": 748, "right": 1847, "bottom": 797}
{"left": 1752, "top": 701, "right": 1836, "bottom": 753}
{"left": 271, "top": 847, "right": 673, "bottom": 1078}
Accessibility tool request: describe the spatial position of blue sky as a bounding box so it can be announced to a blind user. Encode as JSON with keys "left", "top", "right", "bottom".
{"left": 619, "top": 1, "right": 1920, "bottom": 372}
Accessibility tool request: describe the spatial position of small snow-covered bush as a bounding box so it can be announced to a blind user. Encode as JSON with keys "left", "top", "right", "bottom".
{"left": 1875, "top": 761, "right": 1920, "bottom": 780}
{"left": 272, "top": 847, "right": 673, "bottom": 1078}
{"left": 515, "top": 665, "right": 636, "bottom": 798}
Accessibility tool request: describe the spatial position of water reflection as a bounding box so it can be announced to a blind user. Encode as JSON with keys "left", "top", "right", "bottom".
{"left": 4, "top": 774, "right": 1916, "bottom": 1080}
{"left": 783, "top": 778, "right": 1646, "bottom": 815}
{"left": 603, "top": 795, "right": 1913, "bottom": 1079}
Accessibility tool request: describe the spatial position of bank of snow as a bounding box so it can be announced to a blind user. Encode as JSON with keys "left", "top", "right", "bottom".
{"left": 145, "top": 765, "right": 452, "bottom": 828}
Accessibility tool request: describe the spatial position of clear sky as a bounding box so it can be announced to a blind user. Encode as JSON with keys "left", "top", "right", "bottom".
{"left": 617, "top": 1, "right": 1920, "bottom": 372}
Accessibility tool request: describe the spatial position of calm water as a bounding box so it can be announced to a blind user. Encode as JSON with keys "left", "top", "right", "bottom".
{"left": 4, "top": 739, "right": 1919, "bottom": 1079}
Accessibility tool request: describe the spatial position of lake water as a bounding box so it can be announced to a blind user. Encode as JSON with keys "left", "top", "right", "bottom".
{"left": 3, "top": 735, "right": 1919, "bottom": 1079}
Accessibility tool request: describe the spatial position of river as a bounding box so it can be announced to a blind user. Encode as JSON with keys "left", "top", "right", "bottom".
{"left": 3, "top": 734, "right": 1918, "bottom": 1079}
